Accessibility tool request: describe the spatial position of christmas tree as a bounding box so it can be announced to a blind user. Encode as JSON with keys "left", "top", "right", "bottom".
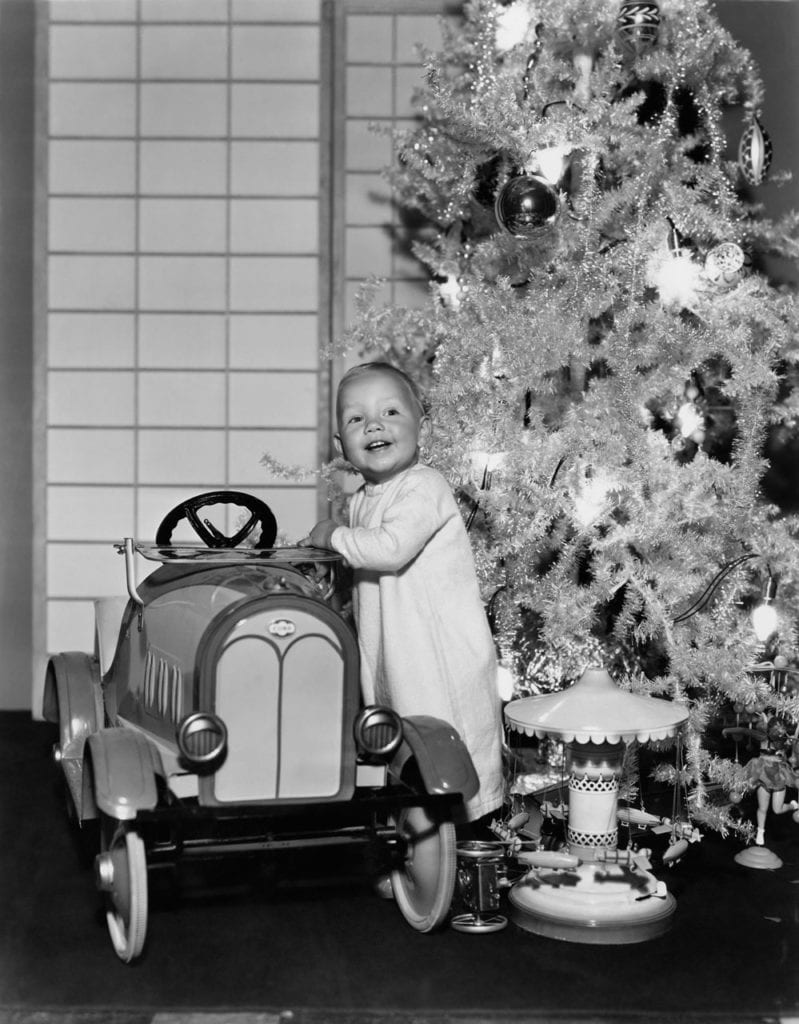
{"left": 333, "top": 0, "right": 799, "bottom": 837}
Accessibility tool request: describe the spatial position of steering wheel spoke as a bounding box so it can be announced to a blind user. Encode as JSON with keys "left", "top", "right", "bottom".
{"left": 156, "top": 491, "right": 278, "bottom": 550}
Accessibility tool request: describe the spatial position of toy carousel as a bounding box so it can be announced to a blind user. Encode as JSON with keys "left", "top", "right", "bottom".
{"left": 504, "top": 666, "right": 689, "bottom": 944}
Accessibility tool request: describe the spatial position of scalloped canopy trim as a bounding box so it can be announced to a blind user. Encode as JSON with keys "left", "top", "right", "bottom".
{"left": 505, "top": 722, "right": 683, "bottom": 744}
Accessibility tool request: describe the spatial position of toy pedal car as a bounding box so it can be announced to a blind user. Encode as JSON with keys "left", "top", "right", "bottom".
{"left": 43, "top": 491, "right": 480, "bottom": 962}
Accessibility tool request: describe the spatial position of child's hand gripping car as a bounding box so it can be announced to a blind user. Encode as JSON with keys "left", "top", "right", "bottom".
{"left": 43, "top": 491, "right": 479, "bottom": 962}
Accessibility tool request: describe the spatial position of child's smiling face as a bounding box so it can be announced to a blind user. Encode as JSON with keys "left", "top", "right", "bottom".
{"left": 335, "top": 368, "right": 430, "bottom": 485}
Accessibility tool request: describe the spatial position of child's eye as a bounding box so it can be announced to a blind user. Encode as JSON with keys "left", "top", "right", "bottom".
{"left": 385, "top": 407, "right": 400, "bottom": 416}
{"left": 347, "top": 414, "right": 363, "bottom": 424}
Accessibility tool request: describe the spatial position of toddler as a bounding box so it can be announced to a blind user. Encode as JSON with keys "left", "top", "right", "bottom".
{"left": 302, "top": 362, "right": 504, "bottom": 823}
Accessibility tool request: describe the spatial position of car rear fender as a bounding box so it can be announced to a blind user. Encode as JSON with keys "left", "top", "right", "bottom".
{"left": 85, "top": 728, "right": 163, "bottom": 821}
{"left": 42, "top": 652, "right": 104, "bottom": 817}
{"left": 393, "top": 715, "right": 479, "bottom": 801}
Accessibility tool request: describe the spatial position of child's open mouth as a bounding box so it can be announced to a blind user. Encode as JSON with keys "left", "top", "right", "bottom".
{"left": 366, "top": 440, "right": 390, "bottom": 451}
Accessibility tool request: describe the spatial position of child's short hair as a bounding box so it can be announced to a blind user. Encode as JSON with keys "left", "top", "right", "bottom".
{"left": 336, "top": 361, "right": 428, "bottom": 419}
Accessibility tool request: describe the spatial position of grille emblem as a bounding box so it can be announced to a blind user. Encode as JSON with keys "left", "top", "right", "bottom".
{"left": 269, "top": 618, "right": 296, "bottom": 637}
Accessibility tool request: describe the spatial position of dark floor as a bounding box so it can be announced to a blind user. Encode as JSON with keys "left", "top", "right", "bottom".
{"left": 2, "top": 712, "right": 799, "bottom": 1024}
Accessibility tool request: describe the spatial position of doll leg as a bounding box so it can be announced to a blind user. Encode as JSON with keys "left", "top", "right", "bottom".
{"left": 755, "top": 786, "right": 770, "bottom": 844}
{"left": 770, "top": 789, "right": 799, "bottom": 815}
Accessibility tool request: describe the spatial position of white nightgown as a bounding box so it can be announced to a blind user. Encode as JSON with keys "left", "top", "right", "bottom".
{"left": 330, "top": 463, "right": 504, "bottom": 821}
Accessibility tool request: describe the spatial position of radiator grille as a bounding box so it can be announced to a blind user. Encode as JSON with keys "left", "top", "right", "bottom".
{"left": 210, "top": 608, "right": 347, "bottom": 803}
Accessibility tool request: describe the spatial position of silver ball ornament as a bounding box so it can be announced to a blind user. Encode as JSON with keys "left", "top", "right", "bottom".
{"left": 704, "top": 242, "right": 747, "bottom": 290}
{"left": 495, "top": 173, "right": 560, "bottom": 237}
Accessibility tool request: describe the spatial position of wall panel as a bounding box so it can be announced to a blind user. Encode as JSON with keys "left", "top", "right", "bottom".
{"left": 38, "top": 0, "right": 324, "bottom": 693}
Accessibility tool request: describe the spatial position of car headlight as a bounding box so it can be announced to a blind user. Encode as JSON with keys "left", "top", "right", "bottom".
{"left": 353, "top": 705, "right": 403, "bottom": 761}
{"left": 176, "top": 711, "right": 227, "bottom": 769}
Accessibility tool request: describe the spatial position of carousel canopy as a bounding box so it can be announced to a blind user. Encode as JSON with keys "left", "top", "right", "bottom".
{"left": 504, "top": 666, "right": 689, "bottom": 744}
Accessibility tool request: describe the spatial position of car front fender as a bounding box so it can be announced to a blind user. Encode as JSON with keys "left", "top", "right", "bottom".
{"left": 43, "top": 652, "right": 104, "bottom": 818}
{"left": 394, "top": 715, "right": 479, "bottom": 802}
{"left": 43, "top": 652, "right": 103, "bottom": 751}
{"left": 86, "top": 728, "right": 163, "bottom": 821}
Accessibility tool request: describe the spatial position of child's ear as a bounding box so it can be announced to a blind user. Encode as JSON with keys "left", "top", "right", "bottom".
{"left": 419, "top": 416, "right": 432, "bottom": 447}
{"left": 333, "top": 433, "right": 344, "bottom": 457}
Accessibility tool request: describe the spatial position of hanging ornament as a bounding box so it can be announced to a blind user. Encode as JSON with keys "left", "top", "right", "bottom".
{"left": 703, "top": 242, "right": 748, "bottom": 291}
{"left": 738, "top": 115, "right": 773, "bottom": 186}
{"left": 615, "top": 1, "right": 660, "bottom": 58}
{"left": 494, "top": 173, "right": 559, "bottom": 236}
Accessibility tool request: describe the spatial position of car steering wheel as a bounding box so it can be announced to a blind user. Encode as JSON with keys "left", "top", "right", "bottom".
{"left": 155, "top": 490, "right": 278, "bottom": 549}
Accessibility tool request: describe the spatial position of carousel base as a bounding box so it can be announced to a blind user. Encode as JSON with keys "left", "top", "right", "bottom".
{"left": 734, "top": 845, "right": 783, "bottom": 870}
{"left": 507, "top": 857, "right": 677, "bottom": 945}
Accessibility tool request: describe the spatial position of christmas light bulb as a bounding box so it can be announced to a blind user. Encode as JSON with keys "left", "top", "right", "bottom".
{"left": 495, "top": 1, "right": 536, "bottom": 52}
{"left": 574, "top": 470, "right": 615, "bottom": 527}
{"left": 469, "top": 449, "right": 507, "bottom": 489}
{"left": 752, "top": 601, "right": 779, "bottom": 642}
{"left": 650, "top": 253, "right": 702, "bottom": 309}
{"left": 676, "top": 401, "right": 704, "bottom": 439}
{"left": 752, "top": 576, "right": 779, "bottom": 642}
{"left": 529, "top": 145, "right": 572, "bottom": 187}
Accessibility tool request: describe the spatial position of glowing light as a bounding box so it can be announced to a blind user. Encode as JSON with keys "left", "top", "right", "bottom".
{"left": 574, "top": 470, "right": 616, "bottom": 528}
{"left": 469, "top": 449, "right": 508, "bottom": 491}
{"left": 752, "top": 602, "right": 779, "bottom": 642}
{"left": 676, "top": 401, "right": 704, "bottom": 440}
{"left": 649, "top": 253, "right": 703, "bottom": 309}
{"left": 752, "top": 576, "right": 779, "bottom": 642}
{"left": 469, "top": 450, "right": 507, "bottom": 475}
{"left": 495, "top": 1, "right": 537, "bottom": 52}
{"left": 528, "top": 145, "right": 572, "bottom": 187}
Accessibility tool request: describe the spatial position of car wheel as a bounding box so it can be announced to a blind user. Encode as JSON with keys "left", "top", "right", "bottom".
{"left": 96, "top": 819, "right": 148, "bottom": 963}
{"left": 390, "top": 805, "right": 456, "bottom": 932}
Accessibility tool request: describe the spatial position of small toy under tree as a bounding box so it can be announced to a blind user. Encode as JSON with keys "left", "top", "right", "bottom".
{"left": 336, "top": 0, "right": 799, "bottom": 842}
